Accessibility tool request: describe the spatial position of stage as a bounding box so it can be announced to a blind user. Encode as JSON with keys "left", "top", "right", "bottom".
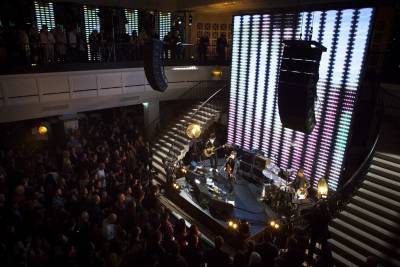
{"left": 164, "top": 149, "right": 318, "bottom": 248}
{"left": 167, "top": 158, "right": 279, "bottom": 245}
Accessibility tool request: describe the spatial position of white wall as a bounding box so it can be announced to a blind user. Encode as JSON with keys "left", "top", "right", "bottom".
{"left": 0, "top": 65, "right": 230, "bottom": 123}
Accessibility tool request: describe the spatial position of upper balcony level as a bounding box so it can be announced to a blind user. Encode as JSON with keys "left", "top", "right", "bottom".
{"left": 0, "top": 63, "right": 230, "bottom": 123}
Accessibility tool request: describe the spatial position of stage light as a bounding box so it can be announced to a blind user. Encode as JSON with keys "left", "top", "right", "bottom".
{"left": 270, "top": 221, "right": 275, "bottom": 227}
{"left": 38, "top": 125, "right": 48, "bottom": 135}
{"left": 172, "top": 182, "right": 180, "bottom": 191}
{"left": 211, "top": 67, "right": 223, "bottom": 78}
{"left": 186, "top": 123, "right": 202, "bottom": 139}
{"left": 228, "top": 220, "right": 239, "bottom": 231}
{"left": 274, "top": 223, "right": 280, "bottom": 229}
{"left": 181, "top": 168, "right": 187, "bottom": 174}
{"left": 317, "top": 178, "right": 328, "bottom": 199}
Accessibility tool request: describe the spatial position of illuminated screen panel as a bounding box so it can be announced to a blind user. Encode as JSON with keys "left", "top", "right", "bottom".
{"left": 83, "top": 5, "right": 100, "bottom": 61}
{"left": 34, "top": 1, "right": 55, "bottom": 31}
{"left": 228, "top": 8, "right": 374, "bottom": 191}
{"left": 125, "top": 9, "right": 139, "bottom": 35}
{"left": 156, "top": 12, "right": 171, "bottom": 40}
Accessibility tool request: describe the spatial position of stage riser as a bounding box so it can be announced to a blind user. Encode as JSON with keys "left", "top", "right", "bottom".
{"left": 166, "top": 189, "right": 242, "bottom": 249}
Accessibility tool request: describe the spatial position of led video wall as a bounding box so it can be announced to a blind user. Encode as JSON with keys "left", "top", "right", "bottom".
{"left": 227, "top": 8, "right": 374, "bottom": 191}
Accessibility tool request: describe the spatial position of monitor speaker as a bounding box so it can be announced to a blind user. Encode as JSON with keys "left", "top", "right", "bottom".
{"left": 278, "top": 40, "right": 326, "bottom": 134}
{"left": 208, "top": 198, "right": 234, "bottom": 220}
{"left": 144, "top": 39, "right": 168, "bottom": 92}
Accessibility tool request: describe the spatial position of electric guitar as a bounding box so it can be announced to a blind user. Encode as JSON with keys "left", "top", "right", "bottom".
{"left": 203, "top": 144, "right": 228, "bottom": 158}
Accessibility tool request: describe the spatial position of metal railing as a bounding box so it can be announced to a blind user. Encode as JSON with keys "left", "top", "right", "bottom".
{"left": 145, "top": 79, "right": 229, "bottom": 162}
{"left": 0, "top": 41, "right": 231, "bottom": 74}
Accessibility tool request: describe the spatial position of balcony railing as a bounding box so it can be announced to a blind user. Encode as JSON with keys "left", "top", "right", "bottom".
{"left": 0, "top": 41, "right": 231, "bottom": 75}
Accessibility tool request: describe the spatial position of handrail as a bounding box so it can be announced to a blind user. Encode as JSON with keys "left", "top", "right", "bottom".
{"left": 191, "top": 85, "right": 228, "bottom": 118}
{"left": 165, "top": 81, "right": 229, "bottom": 160}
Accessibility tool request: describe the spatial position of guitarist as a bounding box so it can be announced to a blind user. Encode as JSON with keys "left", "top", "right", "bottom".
{"left": 225, "top": 151, "right": 237, "bottom": 193}
{"left": 204, "top": 133, "right": 218, "bottom": 171}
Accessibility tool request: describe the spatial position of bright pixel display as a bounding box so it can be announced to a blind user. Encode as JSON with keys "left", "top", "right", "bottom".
{"left": 228, "top": 8, "right": 374, "bottom": 190}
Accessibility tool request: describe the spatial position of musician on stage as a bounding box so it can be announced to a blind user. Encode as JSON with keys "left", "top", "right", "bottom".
{"left": 204, "top": 133, "right": 218, "bottom": 171}
{"left": 225, "top": 151, "right": 237, "bottom": 193}
{"left": 291, "top": 168, "right": 310, "bottom": 191}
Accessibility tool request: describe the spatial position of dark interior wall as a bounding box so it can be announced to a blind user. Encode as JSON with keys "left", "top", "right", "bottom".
{"left": 53, "top": 2, "right": 84, "bottom": 31}
{"left": 0, "top": 0, "right": 34, "bottom": 27}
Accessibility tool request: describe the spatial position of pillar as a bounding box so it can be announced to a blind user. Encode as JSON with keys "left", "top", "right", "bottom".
{"left": 143, "top": 101, "right": 160, "bottom": 139}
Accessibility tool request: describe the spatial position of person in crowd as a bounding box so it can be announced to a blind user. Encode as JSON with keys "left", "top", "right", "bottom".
{"left": 129, "top": 30, "right": 139, "bottom": 60}
{"left": 28, "top": 25, "right": 40, "bottom": 64}
{"left": 217, "top": 33, "right": 227, "bottom": 61}
{"left": 163, "top": 31, "right": 172, "bottom": 59}
{"left": 275, "top": 237, "right": 305, "bottom": 267}
{"left": 77, "top": 31, "right": 87, "bottom": 62}
{"left": 306, "top": 201, "right": 330, "bottom": 264}
{"left": 182, "top": 233, "right": 204, "bottom": 267}
{"left": 39, "top": 25, "right": 55, "bottom": 64}
{"left": 204, "top": 236, "right": 232, "bottom": 267}
{"left": 17, "top": 27, "right": 30, "bottom": 65}
{"left": 137, "top": 30, "right": 148, "bottom": 60}
{"left": 54, "top": 26, "right": 67, "bottom": 63}
{"left": 255, "top": 230, "right": 278, "bottom": 266}
{"left": 67, "top": 26, "right": 78, "bottom": 62}
{"left": 233, "top": 240, "right": 247, "bottom": 267}
{"left": 198, "top": 33, "right": 209, "bottom": 62}
{"left": 89, "top": 29, "right": 100, "bottom": 61}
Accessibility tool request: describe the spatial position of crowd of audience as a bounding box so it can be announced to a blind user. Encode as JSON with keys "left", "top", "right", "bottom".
{"left": 0, "top": 105, "right": 335, "bottom": 267}
{"left": 0, "top": 23, "right": 229, "bottom": 69}
{"left": 0, "top": 24, "right": 153, "bottom": 66}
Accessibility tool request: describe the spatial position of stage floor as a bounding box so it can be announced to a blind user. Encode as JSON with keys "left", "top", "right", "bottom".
{"left": 176, "top": 158, "right": 275, "bottom": 236}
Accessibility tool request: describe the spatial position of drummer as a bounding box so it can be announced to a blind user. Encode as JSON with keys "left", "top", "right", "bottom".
{"left": 291, "top": 168, "right": 310, "bottom": 191}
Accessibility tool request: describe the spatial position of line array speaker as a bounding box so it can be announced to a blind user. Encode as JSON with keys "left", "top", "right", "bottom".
{"left": 278, "top": 40, "right": 326, "bottom": 134}
{"left": 143, "top": 39, "right": 168, "bottom": 92}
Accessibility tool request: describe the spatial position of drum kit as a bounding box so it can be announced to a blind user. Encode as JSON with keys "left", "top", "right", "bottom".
{"left": 261, "top": 160, "right": 307, "bottom": 214}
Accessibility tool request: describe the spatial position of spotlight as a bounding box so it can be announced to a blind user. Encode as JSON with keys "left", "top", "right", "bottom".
{"left": 172, "top": 182, "right": 180, "bottom": 191}
{"left": 38, "top": 125, "right": 48, "bottom": 135}
{"left": 270, "top": 221, "right": 276, "bottom": 227}
{"left": 317, "top": 178, "right": 329, "bottom": 199}
{"left": 274, "top": 223, "right": 280, "bottom": 229}
{"left": 186, "top": 123, "right": 202, "bottom": 139}
{"left": 228, "top": 220, "right": 239, "bottom": 231}
{"left": 181, "top": 167, "right": 187, "bottom": 174}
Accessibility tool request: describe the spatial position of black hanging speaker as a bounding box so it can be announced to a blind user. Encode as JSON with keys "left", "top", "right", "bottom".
{"left": 143, "top": 39, "right": 168, "bottom": 92}
{"left": 278, "top": 40, "right": 326, "bottom": 134}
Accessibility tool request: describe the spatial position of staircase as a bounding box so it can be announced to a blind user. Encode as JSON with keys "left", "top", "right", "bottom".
{"left": 151, "top": 102, "right": 221, "bottom": 183}
{"left": 329, "top": 151, "right": 400, "bottom": 267}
